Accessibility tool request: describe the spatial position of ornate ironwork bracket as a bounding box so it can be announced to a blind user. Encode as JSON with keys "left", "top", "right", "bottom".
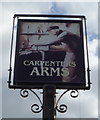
{"left": 55, "top": 89, "right": 79, "bottom": 113}
{"left": 20, "top": 89, "right": 79, "bottom": 114}
{"left": 20, "top": 89, "right": 43, "bottom": 113}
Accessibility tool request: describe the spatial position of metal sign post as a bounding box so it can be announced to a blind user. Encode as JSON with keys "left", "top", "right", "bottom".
{"left": 43, "top": 85, "right": 56, "bottom": 120}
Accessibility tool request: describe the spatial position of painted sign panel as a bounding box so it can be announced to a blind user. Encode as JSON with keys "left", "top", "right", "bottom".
{"left": 13, "top": 19, "right": 86, "bottom": 88}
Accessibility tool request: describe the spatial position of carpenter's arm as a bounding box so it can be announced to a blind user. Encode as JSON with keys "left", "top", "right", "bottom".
{"left": 33, "top": 31, "right": 68, "bottom": 46}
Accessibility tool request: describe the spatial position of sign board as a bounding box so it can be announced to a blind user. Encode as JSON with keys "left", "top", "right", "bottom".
{"left": 12, "top": 16, "right": 87, "bottom": 89}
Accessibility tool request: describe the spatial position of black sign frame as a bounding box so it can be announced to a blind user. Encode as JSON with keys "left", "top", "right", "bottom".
{"left": 8, "top": 14, "right": 91, "bottom": 89}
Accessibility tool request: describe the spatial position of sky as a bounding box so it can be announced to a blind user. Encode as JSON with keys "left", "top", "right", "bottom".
{"left": 0, "top": 0, "right": 99, "bottom": 119}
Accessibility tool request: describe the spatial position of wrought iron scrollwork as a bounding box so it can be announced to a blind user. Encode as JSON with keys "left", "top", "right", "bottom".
{"left": 70, "top": 90, "right": 79, "bottom": 98}
{"left": 55, "top": 89, "right": 79, "bottom": 113}
{"left": 31, "top": 104, "right": 43, "bottom": 113}
{"left": 55, "top": 89, "right": 69, "bottom": 113}
{"left": 20, "top": 89, "right": 79, "bottom": 114}
{"left": 56, "top": 104, "right": 67, "bottom": 113}
{"left": 20, "top": 89, "right": 29, "bottom": 97}
{"left": 20, "top": 89, "right": 43, "bottom": 113}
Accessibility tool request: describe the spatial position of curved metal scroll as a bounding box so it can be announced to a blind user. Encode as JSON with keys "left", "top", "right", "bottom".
{"left": 20, "top": 89, "right": 43, "bottom": 113}
{"left": 70, "top": 90, "right": 79, "bottom": 98}
{"left": 20, "top": 89, "right": 79, "bottom": 114}
{"left": 56, "top": 89, "right": 79, "bottom": 113}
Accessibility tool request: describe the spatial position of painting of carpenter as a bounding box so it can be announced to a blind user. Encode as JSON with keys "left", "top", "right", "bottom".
{"left": 14, "top": 19, "right": 86, "bottom": 87}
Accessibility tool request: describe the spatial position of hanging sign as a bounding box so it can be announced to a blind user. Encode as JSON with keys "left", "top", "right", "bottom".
{"left": 13, "top": 18, "right": 86, "bottom": 88}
